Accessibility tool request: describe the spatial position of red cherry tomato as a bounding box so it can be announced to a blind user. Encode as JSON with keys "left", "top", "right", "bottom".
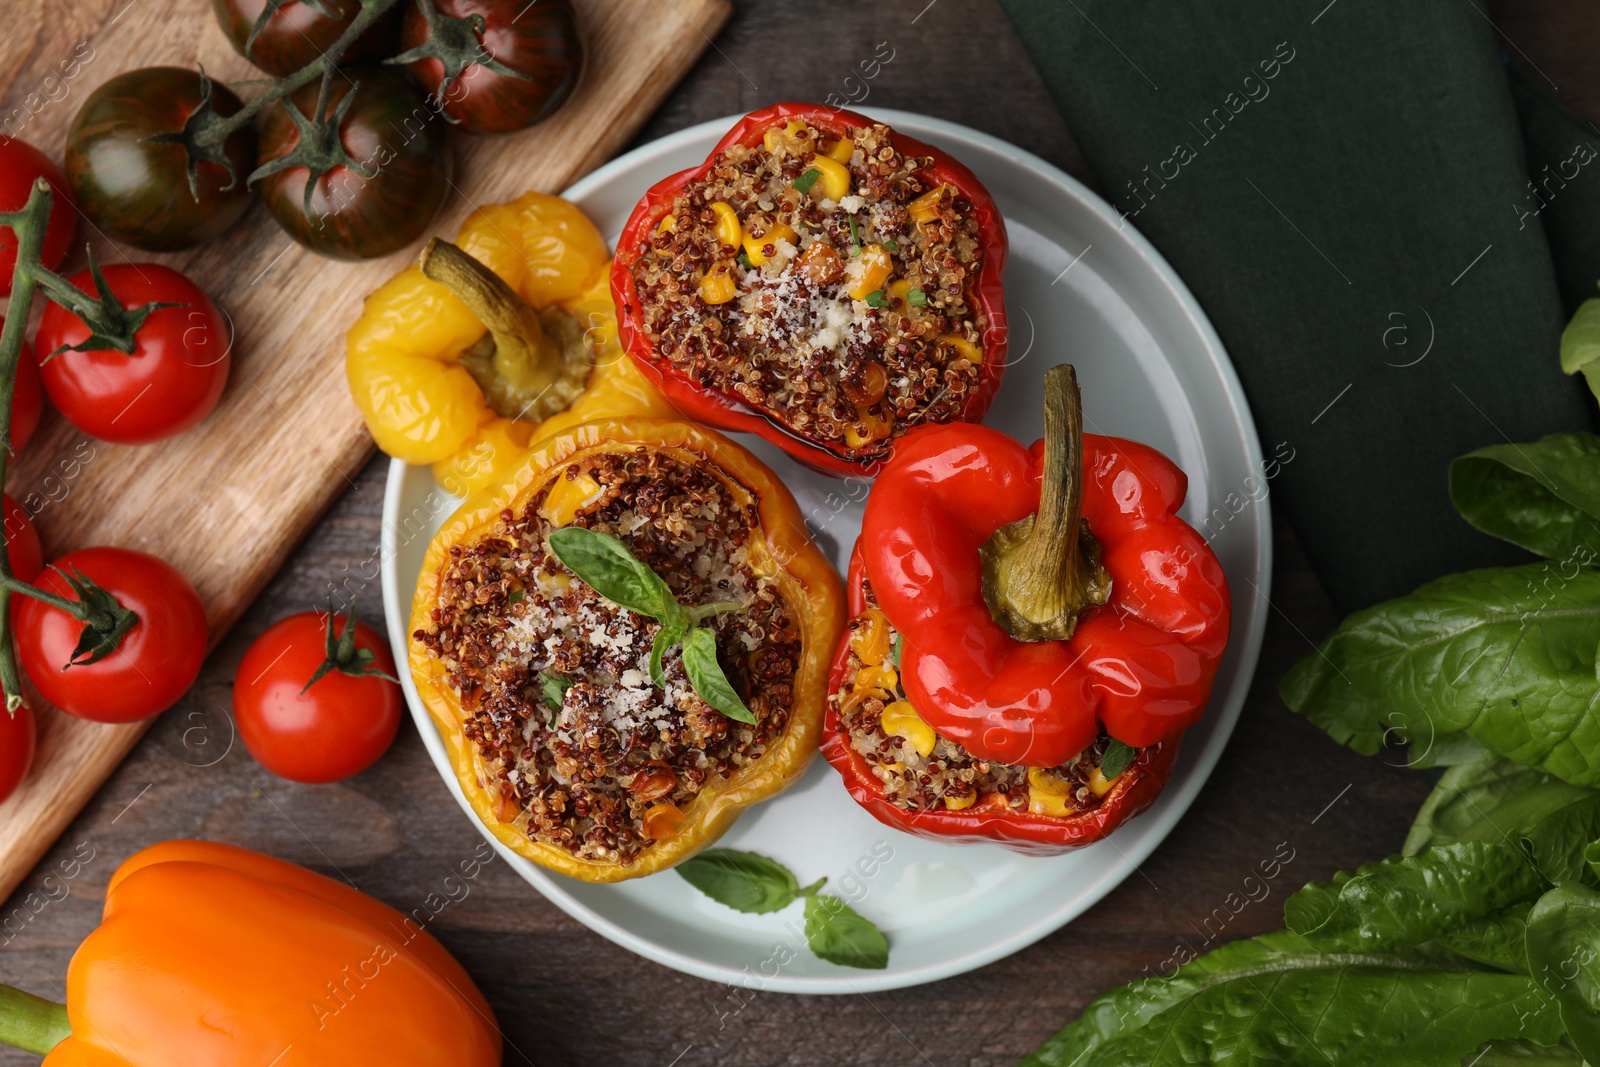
{"left": 2, "top": 494, "right": 42, "bottom": 582}
{"left": 14, "top": 547, "right": 207, "bottom": 723}
{"left": 0, "top": 137, "right": 76, "bottom": 295}
{"left": 2, "top": 321, "right": 44, "bottom": 455}
{"left": 34, "top": 264, "right": 231, "bottom": 445}
{"left": 0, "top": 704, "right": 35, "bottom": 804}
{"left": 233, "top": 610, "right": 401, "bottom": 783}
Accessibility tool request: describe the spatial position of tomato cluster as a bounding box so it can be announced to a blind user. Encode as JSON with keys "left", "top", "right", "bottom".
{"left": 65, "top": 0, "right": 584, "bottom": 260}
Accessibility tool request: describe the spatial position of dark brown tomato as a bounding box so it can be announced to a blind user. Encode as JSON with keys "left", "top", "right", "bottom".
{"left": 399, "top": 0, "right": 583, "bottom": 135}
{"left": 64, "top": 68, "right": 256, "bottom": 253}
{"left": 212, "top": 0, "right": 401, "bottom": 78}
{"left": 254, "top": 67, "right": 452, "bottom": 260}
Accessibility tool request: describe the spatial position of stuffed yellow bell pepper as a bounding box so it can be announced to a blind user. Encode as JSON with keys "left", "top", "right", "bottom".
{"left": 346, "top": 191, "right": 675, "bottom": 497}
{"left": 410, "top": 418, "right": 844, "bottom": 882}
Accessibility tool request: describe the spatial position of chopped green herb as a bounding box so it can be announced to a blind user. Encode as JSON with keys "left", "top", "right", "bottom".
{"left": 735, "top": 250, "right": 753, "bottom": 270}
{"left": 538, "top": 672, "right": 573, "bottom": 719}
{"left": 883, "top": 237, "right": 900, "bottom": 253}
{"left": 891, "top": 633, "right": 904, "bottom": 669}
{"left": 907, "top": 288, "right": 928, "bottom": 308}
{"left": 847, "top": 215, "right": 861, "bottom": 255}
{"left": 507, "top": 588, "right": 525, "bottom": 606}
{"left": 792, "top": 168, "right": 821, "bottom": 195}
{"left": 1100, "top": 739, "right": 1136, "bottom": 781}
{"left": 864, "top": 289, "right": 891, "bottom": 308}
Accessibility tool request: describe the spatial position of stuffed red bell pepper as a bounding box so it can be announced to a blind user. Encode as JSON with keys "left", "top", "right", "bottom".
{"left": 611, "top": 102, "right": 1008, "bottom": 477}
{"left": 821, "top": 365, "right": 1231, "bottom": 853}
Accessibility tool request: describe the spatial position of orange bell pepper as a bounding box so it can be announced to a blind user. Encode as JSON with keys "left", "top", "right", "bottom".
{"left": 0, "top": 840, "right": 500, "bottom": 1066}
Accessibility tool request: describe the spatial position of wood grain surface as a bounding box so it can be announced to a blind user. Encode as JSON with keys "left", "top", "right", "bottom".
{"left": 0, "top": 0, "right": 731, "bottom": 907}
{"left": 0, "top": 2, "right": 1591, "bottom": 1065}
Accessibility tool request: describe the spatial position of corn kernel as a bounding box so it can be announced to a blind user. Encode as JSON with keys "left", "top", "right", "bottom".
{"left": 762, "top": 119, "right": 807, "bottom": 153}
{"left": 823, "top": 138, "right": 854, "bottom": 163}
{"left": 944, "top": 791, "right": 977, "bottom": 811}
{"left": 809, "top": 156, "right": 851, "bottom": 201}
{"left": 939, "top": 333, "right": 982, "bottom": 364}
{"left": 1026, "top": 767, "right": 1076, "bottom": 818}
{"left": 880, "top": 701, "right": 936, "bottom": 758}
{"left": 656, "top": 214, "right": 677, "bottom": 234}
{"left": 743, "top": 221, "right": 798, "bottom": 266}
{"left": 847, "top": 244, "right": 893, "bottom": 300}
{"left": 839, "top": 686, "right": 893, "bottom": 716}
{"left": 845, "top": 406, "right": 894, "bottom": 450}
{"left": 699, "top": 270, "right": 737, "bottom": 305}
{"left": 541, "top": 471, "right": 602, "bottom": 526}
{"left": 1088, "top": 767, "right": 1116, "bottom": 797}
{"left": 909, "top": 183, "right": 953, "bottom": 225}
{"left": 710, "top": 201, "right": 742, "bottom": 249}
{"left": 855, "top": 663, "right": 898, "bottom": 693}
{"left": 850, "top": 608, "right": 893, "bottom": 665}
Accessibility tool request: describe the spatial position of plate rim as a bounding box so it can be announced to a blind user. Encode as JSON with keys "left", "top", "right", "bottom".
{"left": 381, "top": 107, "right": 1271, "bottom": 993}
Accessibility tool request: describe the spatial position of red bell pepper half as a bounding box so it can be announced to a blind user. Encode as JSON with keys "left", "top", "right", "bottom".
{"left": 610, "top": 102, "right": 1009, "bottom": 477}
{"left": 822, "top": 365, "right": 1232, "bottom": 852}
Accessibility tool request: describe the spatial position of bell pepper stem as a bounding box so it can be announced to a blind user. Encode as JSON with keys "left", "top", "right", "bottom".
{"left": 980, "top": 364, "right": 1111, "bottom": 642}
{"left": 419, "top": 238, "right": 592, "bottom": 422}
{"left": 0, "top": 985, "right": 69, "bottom": 1055}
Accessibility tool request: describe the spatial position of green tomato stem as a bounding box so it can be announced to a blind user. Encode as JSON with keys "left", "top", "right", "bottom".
{"left": 192, "top": 0, "right": 405, "bottom": 148}
{"left": 0, "top": 985, "right": 69, "bottom": 1055}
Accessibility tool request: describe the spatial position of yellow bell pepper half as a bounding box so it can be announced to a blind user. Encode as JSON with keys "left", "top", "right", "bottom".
{"left": 345, "top": 191, "right": 676, "bottom": 498}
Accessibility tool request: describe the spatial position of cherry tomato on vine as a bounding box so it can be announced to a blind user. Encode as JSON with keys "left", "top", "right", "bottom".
{"left": 1, "top": 322, "right": 44, "bottom": 455}
{"left": 212, "top": 0, "right": 400, "bottom": 78}
{"left": 398, "top": 0, "right": 583, "bottom": 135}
{"left": 35, "top": 263, "right": 231, "bottom": 445}
{"left": 233, "top": 607, "right": 401, "bottom": 783}
{"left": 65, "top": 67, "right": 256, "bottom": 252}
{"left": 0, "top": 137, "right": 76, "bottom": 294}
{"left": 254, "top": 67, "right": 452, "bottom": 260}
{"left": 0, "top": 704, "right": 35, "bottom": 804}
{"left": 3, "top": 494, "right": 43, "bottom": 582}
{"left": 14, "top": 547, "right": 207, "bottom": 724}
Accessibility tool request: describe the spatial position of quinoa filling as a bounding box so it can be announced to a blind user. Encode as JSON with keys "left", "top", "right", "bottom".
{"left": 415, "top": 448, "right": 801, "bottom": 866}
{"left": 630, "top": 117, "right": 990, "bottom": 459}
{"left": 834, "top": 584, "right": 1127, "bottom": 816}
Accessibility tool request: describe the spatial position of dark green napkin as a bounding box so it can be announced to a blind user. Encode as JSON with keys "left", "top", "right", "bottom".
{"left": 999, "top": 0, "right": 1597, "bottom": 612}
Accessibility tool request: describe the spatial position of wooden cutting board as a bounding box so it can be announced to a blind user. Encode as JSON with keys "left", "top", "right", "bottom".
{"left": 0, "top": 0, "right": 732, "bottom": 902}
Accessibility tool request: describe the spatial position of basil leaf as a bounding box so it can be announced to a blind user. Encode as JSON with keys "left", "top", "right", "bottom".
{"left": 1100, "top": 740, "right": 1135, "bottom": 781}
{"left": 1020, "top": 929, "right": 1563, "bottom": 1067}
{"left": 649, "top": 620, "right": 686, "bottom": 689}
{"left": 538, "top": 672, "right": 572, "bottom": 715}
{"left": 792, "top": 168, "right": 820, "bottom": 195}
{"left": 882, "top": 237, "right": 899, "bottom": 252}
{"left": 1449, "top": 433, "right": 1600, "bottom": 562}
{"left": 1523, "top": 796, "right": 1600, "bottom": 887}
{"left": 735, "top": 250, "right": 753, "bottom": 270}
{"left": 804, "top": 893, "right": 888, "bottom": 970}
{"left": 847, "top": 215, "right": 861, "bottom": 254}
{"left": 1435, "top": 899, "right": 1534, "bottom": 974}
{"left": 864, "top": 289, "right": 890, "bottom": 308}
{"left": 680, "top": 626, "right": 756, "bottom": 724}
{"left": 1560, "top": 297, "right": 1600, "bottom": 403}
{"left": 676, "top": 849, "right": 798, "bottom": 914}
{"left": 1284, "top": 842, "right": 1545, "bottom": 952}
{"left": 1404, "top": 755, "right": 1596, "bottom": 857}
{"left": 547, "top": 527, "right": 686, "bottom": 628}
{"left": 1279, "top": 565, "right": 1600, "bottom": 786}
{"left": 907, "top": 287, "right": 928, "bottom": 308}
{"left": 1526, "top": 884, "right": 1600, "bottom": 1063}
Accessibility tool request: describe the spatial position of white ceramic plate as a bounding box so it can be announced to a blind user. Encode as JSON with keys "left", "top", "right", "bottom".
{"left": 381, "top": 110, "right": 1270, "bottom": 994}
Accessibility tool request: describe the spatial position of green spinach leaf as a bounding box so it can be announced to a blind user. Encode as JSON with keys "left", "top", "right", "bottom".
{"left": 1449, "top": 433, "right": 1600, "bottom": 562}
{"left": 1284, "top": 842, "right": 1544, "bottom": 952}
{"left": 1279, "top": 565, "right": 1600, "bottom": 786}
{"left": 1404, "top": 756, "right": 1596, "bottom": 856}
{"left": 1435, "top": 900, "right": 1534, "bottom": 974}
{"left": 1523, "top": 796, "right": 1600, "bottom": 887}
{"left": 1525, "top": 884, "right": 1600, "bottom": 1064}
{"left": 1020, "top": 929, "right": 1562, "bottom": 1067}
{"left": 1559, "top": 296, "right": 1600, "bottom": 403}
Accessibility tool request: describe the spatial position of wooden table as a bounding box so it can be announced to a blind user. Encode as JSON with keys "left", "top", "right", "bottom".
{"left": 0, "top": 2, "right": 1587, "bottom": 1064}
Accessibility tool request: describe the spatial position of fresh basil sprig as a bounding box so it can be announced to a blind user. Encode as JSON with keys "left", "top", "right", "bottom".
{"left": 677, "top": 848, "right": 889, "bottom": 970}
{"left": 547, "top": 527, "right": 756, "bottom": 725}
{"left": 1099, "top": 740, "right": 1135, "bottom": 781}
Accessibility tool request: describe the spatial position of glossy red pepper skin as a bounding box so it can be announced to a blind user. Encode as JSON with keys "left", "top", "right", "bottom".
{"left": 611, "top": 102, "right": 1009, "bottom": 477}
{"left": 820, "top": 421, "right": 1230, "bottom": 852}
